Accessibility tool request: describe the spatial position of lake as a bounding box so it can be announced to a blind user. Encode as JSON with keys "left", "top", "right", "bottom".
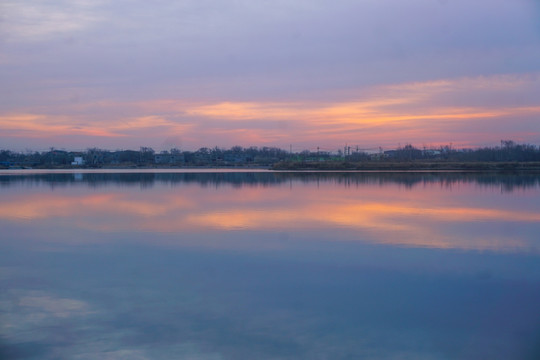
{"left": 1, "top": 170, "right": 540, "bottom": 359}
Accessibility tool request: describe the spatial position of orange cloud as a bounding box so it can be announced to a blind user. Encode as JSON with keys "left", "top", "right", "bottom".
{"left": 1, "top": 73, "right": 539, "bottom": 148}
{"left": 0, "top": 112, "right": 195, "bottom": 143}
{"left": 0, "top": 114, "right": 122, "bottom": 138}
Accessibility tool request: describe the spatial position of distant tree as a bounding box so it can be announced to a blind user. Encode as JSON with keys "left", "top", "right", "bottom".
{"left": 139, "top": 147, "right": 155, "bottom": 164}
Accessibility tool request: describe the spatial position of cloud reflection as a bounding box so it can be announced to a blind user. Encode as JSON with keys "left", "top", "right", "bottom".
{"left": 1, "top": 175, "right": 539, "bottom": 253}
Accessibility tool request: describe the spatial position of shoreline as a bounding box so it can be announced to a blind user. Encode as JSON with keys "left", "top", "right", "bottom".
{"left": 2, "top": 161, "right": 540, "bottom": 174}
{"left": 270, "top": 161, "right": 540, "bottom": 172}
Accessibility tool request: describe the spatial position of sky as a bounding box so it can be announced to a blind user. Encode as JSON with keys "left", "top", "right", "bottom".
{"left": 1, "top": 0, "right": 540, "bottom": 152}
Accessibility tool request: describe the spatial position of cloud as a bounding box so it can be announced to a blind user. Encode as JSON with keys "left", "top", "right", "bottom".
{"left": 0, "top": 1, "right": 105, "bottom": 42}
{"left": 0, "top": 112, "right": 196, "bottom": 149}
{"left": 0, "top": 113, "right": 123, "bottom": 138}
{"left": 1, "top": 73, "right": 540, "bottom": 150}
{"left": 0, "top": 1, "right": 538, "bottom": 152}
{"left": 2, "top": 0, "right": 539, "bottom": 93}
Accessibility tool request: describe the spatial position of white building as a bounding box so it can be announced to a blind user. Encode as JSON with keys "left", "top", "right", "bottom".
{"left": 71, "top": 156, "right": 85, "bottom": 166}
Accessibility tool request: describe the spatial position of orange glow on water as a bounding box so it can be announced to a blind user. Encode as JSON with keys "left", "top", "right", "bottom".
{"left": 1, "top": 178, "right": 539, "bottom": 253}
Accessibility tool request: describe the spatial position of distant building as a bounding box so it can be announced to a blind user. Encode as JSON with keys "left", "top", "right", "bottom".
{"left": 423, "top": 150, "right": 441, "bottom": 156}
{"left": 71, "top": 156, "right": 85, "bottom": 166}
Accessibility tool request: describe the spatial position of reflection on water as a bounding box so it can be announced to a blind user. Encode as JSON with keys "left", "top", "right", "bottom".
{"left": 1, "top": 172, "right": 539, "bottom": 252}
{"left": 2, "top": 170, "right": 540, "bottom": 191}
{"left": 1, "top": 171, "right": 540, "bottom": 359}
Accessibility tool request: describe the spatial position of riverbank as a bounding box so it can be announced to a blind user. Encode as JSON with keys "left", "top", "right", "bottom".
{"left": 4, "top": 161, "right": 540, "bottom": 172}
{"left": 0, "top": 164, "right": 270, "bottom": 171}
{"left": 270, "top": 161, "right": 540, "bottom": 172}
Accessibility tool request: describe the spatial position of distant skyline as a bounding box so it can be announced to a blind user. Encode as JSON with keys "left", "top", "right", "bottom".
{"left": 1, "top": 0, "right": 540, "bottom": 152}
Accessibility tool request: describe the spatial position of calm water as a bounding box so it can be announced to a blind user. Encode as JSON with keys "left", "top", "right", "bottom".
{"left": 1, "top": 171, "right": 540, "bottom": 359}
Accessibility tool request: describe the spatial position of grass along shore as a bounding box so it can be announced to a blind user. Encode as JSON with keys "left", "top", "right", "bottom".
{"left": 270, "top": 160, "right": 540, "bottom": 171}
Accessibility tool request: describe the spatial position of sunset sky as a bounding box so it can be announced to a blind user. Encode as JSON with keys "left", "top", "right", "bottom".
{"left": 1, "top": 0, "right": 540, "bottom": 152}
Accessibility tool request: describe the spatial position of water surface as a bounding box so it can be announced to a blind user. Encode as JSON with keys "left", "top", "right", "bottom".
{"left": 1, "top": 171, "right": 540, "bottom": 359}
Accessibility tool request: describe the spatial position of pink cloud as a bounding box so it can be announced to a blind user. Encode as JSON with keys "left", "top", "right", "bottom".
{"left": 1, "top": 73, "right": 539, "bottom": 150}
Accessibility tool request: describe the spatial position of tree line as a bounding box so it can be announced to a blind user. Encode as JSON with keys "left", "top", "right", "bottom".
{"left": 0, "top": 146, "right": 290, "bottom": 168}
{"left": 1, "top": 141, "right": 540, "bottom": 169}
